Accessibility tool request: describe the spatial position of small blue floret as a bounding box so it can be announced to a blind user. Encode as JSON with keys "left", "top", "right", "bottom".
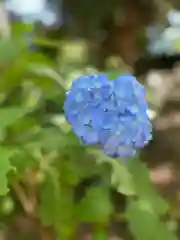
{"left": 64, "top": 74, "right": 152, "bottom": 158}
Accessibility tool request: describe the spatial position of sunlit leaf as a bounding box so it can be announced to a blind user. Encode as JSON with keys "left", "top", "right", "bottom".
{"left": 127, "top": 199, "right": 175, "bottom": 240}
{"left": 128, "top": 159, "right": 169, "bottom": 214}
{"left": 111, "top": 160, "right": 135, "bottom": 195}
{"left": 29, "top": 64, "right": 65, "bottom": 89}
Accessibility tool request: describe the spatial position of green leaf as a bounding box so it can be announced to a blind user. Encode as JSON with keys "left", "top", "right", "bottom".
{"left": 34, "top": 37, "right": 61, "bottom": 49}
{"left": 107, "top": 70, "right": 131, "bottom": 80}
{"left": 0, "top": 51, "right": 53, "bottom": 92}
{"left": 0, "top": 107, "right": 26, "bottom": 130}
{"left": 29, "top": 64, "right": 65, "bottom": 90}
{"left": 11, "top": 23, "right": 34, "bottom": 38}
{"left": 111, "top": 160, "right": 135, "bottom": 195}
{"left": 0, "top": 39, "right": 23, "bottom": 61}
{"left": 39, "top": 169, "right": 75, "bottom": 238}
{"left": 11, "top": 149, "right": 37, "bottom": 179}
{"left": 126, "top": 199, "right": 175, "bottom": 240}
{"left": 21, "top": 82, "right": 42, "bottom": 112}
{"left": 75, "top": 185, "right": 112, "bottom": 223}
{"left": 107, "top": 71, "right": 122, "bottom": 80}
{"left": 91, "top": 151, "right": 135, "bottom": 195}
{"left": 128, "top": 159, "right": 169, "bottom": 214}
{"left": 10, "top": 116, "right": 38, "bottom": 134}
{"left": 25, "top": 128, "right": 78, "bottom": 150}
{"left": 0, "top": 147, "right": 15, "bottom": 195}
{"left": 39, "top": 169, "right": 61, "bottom": 226}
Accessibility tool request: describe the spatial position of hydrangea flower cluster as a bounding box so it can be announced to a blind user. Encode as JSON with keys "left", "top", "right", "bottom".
{"left": 64, "top": 74, "right": 152, "bottom": 158}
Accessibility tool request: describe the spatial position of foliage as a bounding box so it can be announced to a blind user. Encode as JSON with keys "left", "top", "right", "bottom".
{"left": 0, "top": 23, "right": 176, "bottom": 240}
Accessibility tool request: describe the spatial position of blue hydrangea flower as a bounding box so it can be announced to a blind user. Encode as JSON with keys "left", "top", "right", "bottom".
{"left": 64, "top": 74, "right": 152, "bottom": 158}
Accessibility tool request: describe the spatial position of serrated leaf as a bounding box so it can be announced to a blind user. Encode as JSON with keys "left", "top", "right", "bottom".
{"left": 126, "top": 200, "right": 175, "bottom": 240}
{"left": 128, "top": 159, "right": 169, "bottom": 214}
{"left": 0, "top": 147, "right": 15, "bottom": 195}
{"left": 75, "top": 185, "right": 112, "bottom": 223}
{"left": 0, "top": 107, "right": 25, "bottom": 130}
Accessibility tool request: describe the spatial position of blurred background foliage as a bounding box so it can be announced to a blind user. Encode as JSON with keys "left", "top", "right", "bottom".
{"left": 0, "top": 0, "right": 179, "bottom": 239}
